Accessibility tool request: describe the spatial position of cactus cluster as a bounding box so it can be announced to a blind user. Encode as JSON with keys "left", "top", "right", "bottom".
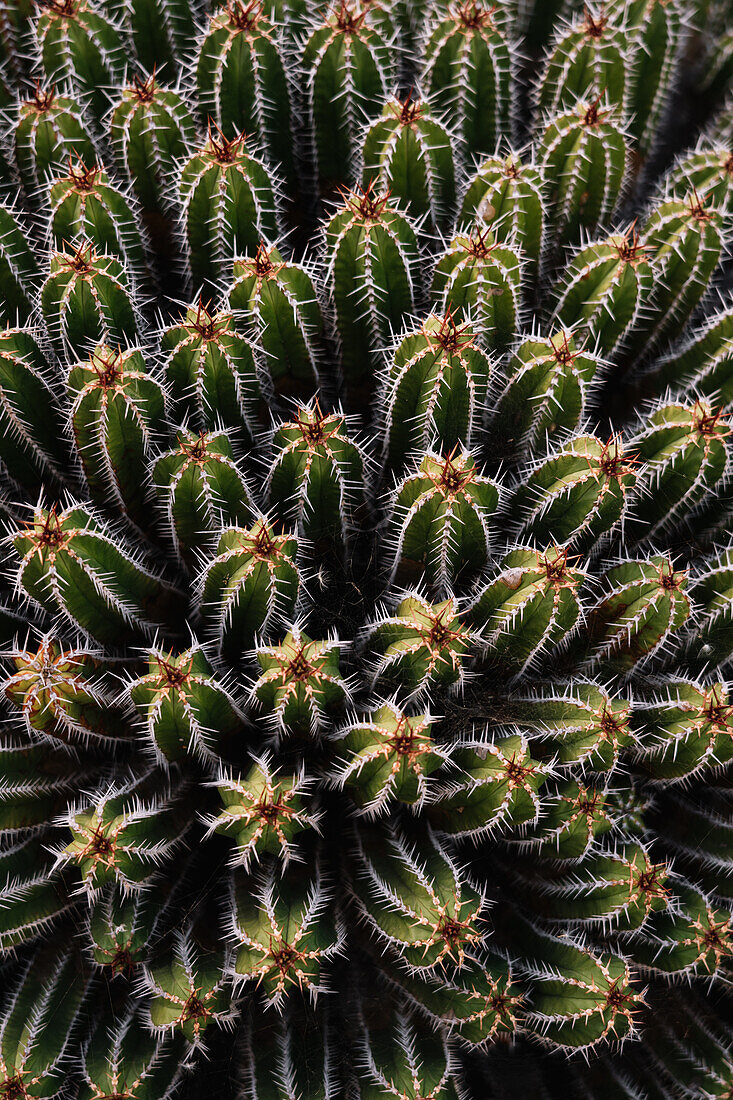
{"left": 0, "top": 0, "right": 732, "bottom": 1097}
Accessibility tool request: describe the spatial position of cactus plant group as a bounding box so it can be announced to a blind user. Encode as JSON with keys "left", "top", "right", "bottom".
{"left": 0, "top": 1, "right": 732, "bottom": 1098}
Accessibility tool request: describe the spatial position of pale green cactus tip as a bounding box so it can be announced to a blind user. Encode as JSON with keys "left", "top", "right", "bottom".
{"left": 249, "top": 624, "right": 349, "bottom": 740}
{"left": 204, "top": 752, "right": 319, "bottom": 866}
{"left": 198, "top": 516, "right": 301, "bottom": 662}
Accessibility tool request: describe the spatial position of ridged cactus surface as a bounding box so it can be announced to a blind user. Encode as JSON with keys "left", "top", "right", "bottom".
{"left": 0, "top": 1, "right": 732, "bottom": 1098}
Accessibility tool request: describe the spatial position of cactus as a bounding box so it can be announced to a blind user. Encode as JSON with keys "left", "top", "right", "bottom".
{"left": 631, "top": 680, "right": 733, "bottom": 781}
{"left": 12, "top": 503, "right": 180, "bottom": 644}
{"left": 551, "top": 223, "right": 653, "bottom": 359}
{"left": 110, "top": 74, "right": 198, "bottom": 216}
{"left": 47, "top": 157, "right": 148, "bottom": 284}
{"left": 67, "top": 343, "right": 165, "bottom": 527}
{"left": 127, "top": 644, "right": 245, "bottom": 762}
{"left": 125, "top": 0, "right": 196, "bottom": 78}
{"left": 1, "top": 2, "right": 733, "bottom": 1097}
{"left": 468, "top": 546, "right": 583, "bottom": 677}
{"left": 380, "top": 309, "right": 490, "bottom": 472}
{"left": 332, "top": 701, "right": 447, "bottom": 815}
{"left": 420, "top": 1, "right": 512, "bottom": 159}
{"left": 152, "top": 427, "right": 255, "bottom": 569}
{"left": 265, "top": 400, "right": 366, "bottom": 547}
{"left": 228, "top": 857, "right": 342, "bottom": 1007}
{"left": 651, "top": 305, "right": 733, "bottom": 404}
{"left": 198, "top": 518, "right": 300, "bottom": 662}
{"left": 536, "top": 6, "right": 627, "bottom": 119}
{"left": 3, "top": 635, "right": 119, "bottom": 745}
{"left": 302, "top": 0, "right": 396, "bottom": 186}
{"left": 365, "top": 591, "right": 471, "bottom": 697}
{"left": 178, "top": 126, "right": 280, "bottom": 293}
{"left": 160, "top": 299, "right": 262, "bottom": 440}
{"left": 0, "top": 945, "right": 90, "bottom": 1097}
{"left": 353, "top": 821, "right": 484, "bottom": 968}
{"left": 53, "top": 768, "right": 188, "bottom": 894}
{"left": 250, "top": 626, "right": 348, "bottom": 739}
{"left": 516, "top": 779, "right": 613, "bottom": 862}
{"left": 205, "top": 755, "right": 318, "bottom": 866}
{"left": 0, "top": 202, "right": 40, "bottom": 325}
{"left": 33, "top": 0, "right": 126, "bottom": 123}
{"left": 196, "top": 1, "right": 293, "bottom": 182}
{"left": 582, "top": 556, "right": 690, "bottom": 676}
{"left": 357, "top": 1001, "right": 460, "bottom": 1099}
{"left": 663, "top": 139, "right": 733, "bottom": 214}
{"left": 633, "top": 190, "right": 723, "bottom": 355}
{"left": 458, "top": 151, "right": 544, "bottom": 281}
{"left": 227, "top": 242, "right": 324, "bottom": 394}
{"left": 361, "top": 91, "right": 457, "bottom": 229}
{"left": 324, "top": 182, "right": 420, "bottom": 385}
{"left": 86, "top": 885, "right": 163, "bottom": 972}
{"left": 626, "top": 399, "right": 731, "bottom": 542}
{"left": 385, "top": 447, "right": 499, "bottom": 592}
{"left": 14, "top": 83, "right": 97, "bottom": 199}
{"left": 502, "top": 917, "right": 642, "bottom": 1047}
{"left": 142, "top": 931, "right": 235, "bottom": 1044}
{"left": 431, "top": 226, "right": 523, "bottom": 353}
{"left": 538, "top": 97, "right": 627, "bottom": 252}
{"left": 488, "top": 330, "right": 599, "bottom": 461}
{"left": 608, "top": 0, "right": 681, "bottom": 160}
{"left": 81, "top": 1010, "right": 188, "bottom": 1100}
{"left": 0, "top": 326, "right": 69, "bottom": 492}
{"left": 41, "top": 240, "right": 139, "bottom": 356}
{"left": 508, "top": 434, "right": 636, "bottom": 552}
{"left": 427, "top": 734, "right": 546, "bottom": 838}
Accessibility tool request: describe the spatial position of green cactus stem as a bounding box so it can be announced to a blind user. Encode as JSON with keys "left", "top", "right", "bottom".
{"left": 198, "top": 517, "right": 300, "bottom": 662}
{"left": 196, "top": 0, "right": 293, "bottom": 182}
{"left": 380, "top": 309, "right": 490, "bottom": 473}
{"left": 178, "top": 125, "right": 280, "bottom": 293}
{"left": 227, "top": 242, "right": 324, "bottom": 395}
{"left": 324, "top": 181, "right": 420, "bottom": 386}
{"left": 302, "top": 0, "right": 395, "bottom": 186}
{"left": 420, "top": 1, "right": 512, "bottom": 159}
{"left": 361, "top": 92, "right": 457, "bottom": 230}
{"left": 67, "top": 343, "right": 166, "bottom": 528}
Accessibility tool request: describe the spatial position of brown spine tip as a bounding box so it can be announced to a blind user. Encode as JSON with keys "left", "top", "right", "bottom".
{"left": 227, "top": 0, "right": 263, "bottom": 30}
{"left": 341, "top": 179, "right": 391, "bottom": 220}
{"left": 206, "top": 121, "right": 246, "bottom": 163}
{"left": 131, "top": 70, "right": 157, "bottom": 102}
{"left": 582, "top": 4, "right": 607, "bottom": 38}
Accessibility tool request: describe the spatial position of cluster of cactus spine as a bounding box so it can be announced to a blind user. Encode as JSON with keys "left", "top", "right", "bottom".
{"left": 0, "top": 0, "right": 732, "bottom": 1098}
